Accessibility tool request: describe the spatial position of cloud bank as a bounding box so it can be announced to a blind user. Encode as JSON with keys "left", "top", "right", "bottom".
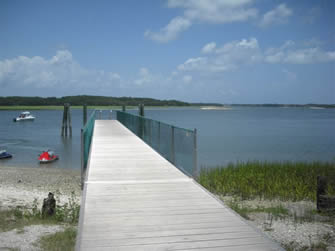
{"left": 260, "top": 3, "right": 293, "bottom": 27}
{"left": 178, "top": 38, "right": 335, "bottom": 74}
{"left": 145, "top": 0, "right": 258, "bottom": 42}
{"left": 0, "top": 50, "right": 122, "bottom": 95}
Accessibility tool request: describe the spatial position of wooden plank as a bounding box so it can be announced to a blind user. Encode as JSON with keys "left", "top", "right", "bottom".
{"left": 76, "top": 120, "right": 282, "bottom": 251}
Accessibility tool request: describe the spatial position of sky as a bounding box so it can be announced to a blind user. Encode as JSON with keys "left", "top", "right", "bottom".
{"left": 1, "top": 0, "right": 334, "bottom": 104}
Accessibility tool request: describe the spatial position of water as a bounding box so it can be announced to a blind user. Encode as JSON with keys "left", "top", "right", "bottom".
{"left": 0, "top": 107, "right": 334, "bottom": 169}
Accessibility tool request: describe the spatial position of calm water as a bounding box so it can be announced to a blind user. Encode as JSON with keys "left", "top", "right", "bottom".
{"left": 0, "top": 107, "right": 334, "bottom": 169}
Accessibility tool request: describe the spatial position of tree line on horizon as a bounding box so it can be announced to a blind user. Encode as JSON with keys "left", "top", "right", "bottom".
{"left": 0, "top": 96, "right": 333, "bottom": 108}
{"left": 0, "top": 95, "right": 222, "bottom": 107}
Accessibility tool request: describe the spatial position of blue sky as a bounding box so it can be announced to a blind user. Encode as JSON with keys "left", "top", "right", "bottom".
{"left": 1, "top": 0, "right": 334, "bottom": 104}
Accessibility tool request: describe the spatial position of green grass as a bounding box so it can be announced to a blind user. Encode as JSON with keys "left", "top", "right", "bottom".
{"left": 199, "top": 161, "right": 335, "bottom": 201}
{"left": 226, "top": 200, "right": 289, "bottom": 220}
{"left": 0, "top": 206, "right": 58, "bottom": 232}
{"left": 38, "top": 227, "right": 77, "bottom": 251}
{"left": 0, "top": 193, "right": 80, "bottom": 233}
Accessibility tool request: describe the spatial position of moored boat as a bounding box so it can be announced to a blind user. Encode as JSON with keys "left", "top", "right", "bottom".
{"left": 0, "top": 149, "right": 12, "bottom": 159}
{"left": 39, "top": 150, "right": 59, "bottom": 164}
{"left": 13, "top": 111, "right": 35, "bottom": 122}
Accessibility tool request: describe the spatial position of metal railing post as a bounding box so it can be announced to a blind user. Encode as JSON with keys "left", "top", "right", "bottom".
{"left": 158, "top": 122, "right": 161, "bottom": 153}
{"left": 149, "top": 120, "right": 152, "bottom": 146}
{"left": 83, "top": 104, "right": 87, "bottom": 126}
{"left": 171, "top": 126, "right": 175, "bottom": 164}
{"left": 193, "top": 128, "right": 198, "bottom": 179}
{"left": 81, "top": 128, "right": 84, "bottom": 189}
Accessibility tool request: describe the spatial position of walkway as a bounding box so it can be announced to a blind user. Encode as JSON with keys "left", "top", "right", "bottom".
{"left": 76, "top": 120, "right": 281, "bottom": 250}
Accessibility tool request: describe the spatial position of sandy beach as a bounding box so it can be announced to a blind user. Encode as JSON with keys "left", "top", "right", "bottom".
{"left": 0, "top": 165, "right": 81, "bottom": 250}
{"left": 0, "top": 166, "right": 81, "bottom": 209}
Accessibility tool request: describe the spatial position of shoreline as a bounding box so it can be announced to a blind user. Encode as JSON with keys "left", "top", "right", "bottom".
{"left": 0, "top": 165, "right": 81, "bottom": 210}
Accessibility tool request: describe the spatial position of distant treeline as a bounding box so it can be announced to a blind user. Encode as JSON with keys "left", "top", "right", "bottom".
{"left": 0, "top": 95, "right": 221, "bottom": 107}
{"left": 0, "top": 96, "right": 191, "bottom": 106}
{"left": 0, "top": 96, "right": 333, "bottom": 108}
{"left": 231, "top": 104, "right": 335, "bottom": 108}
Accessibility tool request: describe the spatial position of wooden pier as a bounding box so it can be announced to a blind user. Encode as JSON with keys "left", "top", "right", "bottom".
{"left": 76, "top": 120, "right": 281, "bottom": 250}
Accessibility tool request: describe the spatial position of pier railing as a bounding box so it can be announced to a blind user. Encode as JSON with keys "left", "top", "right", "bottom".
{"left": 116, "top": 111, "right": 198, "bottom": 178}
{"left": 81, "top": 110, "right": 96, "bottom": 187}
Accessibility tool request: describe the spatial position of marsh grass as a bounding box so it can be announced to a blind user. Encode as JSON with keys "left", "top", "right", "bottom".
{"left": 38, "top": 227, "right": 77, "bottom": 251}
{"left": 227, "top": 199, "right": 289, "bottom": 220}
{"left": 199, "top": 161, "right": 335, "bottom": 201}
{"left": 0, "top": 192, "right": 80, "bottom": 233}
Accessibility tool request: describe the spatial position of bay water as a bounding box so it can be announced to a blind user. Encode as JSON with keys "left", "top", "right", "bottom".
{"left": 0, "top": 107, "right": 334, "bottom": 169}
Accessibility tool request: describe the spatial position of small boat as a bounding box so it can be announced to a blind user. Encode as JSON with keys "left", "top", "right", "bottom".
{"left": 39, "top": 150, "right": 59, "bottom": 164}
{"left": 13, "top": 111, "right": 35, "bottom": 122}
{"left": 0, "top": 149, "right": 12, "bottom": 159}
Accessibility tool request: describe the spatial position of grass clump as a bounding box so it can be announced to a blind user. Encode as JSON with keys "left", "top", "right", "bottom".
{"left": 0, "top": 193, "right": 80, "bottom": 233}
{"left": 199, "top": 161, "right": 335, "bottom": 201}
{"left": 38, "top": 227, "right": 77, "bottom": 251}
{"left": 227, "top": 199, "right": 289, "bottom": 220}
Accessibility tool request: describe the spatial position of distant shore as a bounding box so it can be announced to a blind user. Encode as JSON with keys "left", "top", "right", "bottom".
{"left": 0, "top": 104, "right": 334, "bottom": 110}
{"left": 0, "top": 166, "right": 81, "bottom": 210}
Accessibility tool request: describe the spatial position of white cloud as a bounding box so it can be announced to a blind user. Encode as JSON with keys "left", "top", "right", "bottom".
{"left": 260, "top": 3, "right": 293, "bottom": 27}
{"left": 202, "top": 42, "right": 216, "bottom": 54}
{"left": 134, "top": 67, "right": 154, "bottom": 85}
{"left": 175, "top": 0, "right": 258, "bottom": 24}
{"left": 145, "top": 0, "right": 258, "bottom": 42}
{"left": 265, "top": 45, "right": 335, "bottom": 64}
{"left": 182, "top": 75, "right": 192, "bottom": 83}
{"left": 0, "top": 50, "right": 121, "bottom": 92}
{"left": 179, "top": 38, "right": 261, "bottom": 73}
{"left": 177, "top": 38, "right": 335, "bottom": 75}
{"left": 178, "top": 57, "right": 207, "bottom": 71}
{"left": 144, "top": 17, "right": 191, "bottom": 43}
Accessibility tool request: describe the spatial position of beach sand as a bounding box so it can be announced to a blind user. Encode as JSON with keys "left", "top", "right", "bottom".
{"left": 0, "top": 165, "right": 81, "bottom": 250}
{"left": 0, "top": 166, "right": 81, "bottom": 209}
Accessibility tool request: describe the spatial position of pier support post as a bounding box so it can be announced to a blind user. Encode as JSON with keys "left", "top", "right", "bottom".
{"left": 139, "top": 104, "right": 144, "bottom": 116}
{"left": 81, "top": 129, "right": 84, "bottom": 189}
{"left": 83, "top": 104, "right": 87, "bottom": 126}
{"left": 122, "top": 105, "right": 126, "bottom": 112}
{"left": 61, "top": 103, "right": 72, "bottom": 137}
{"left": 193, "top": 128, "right": 198, "bottom": 179}
{"left": 158, "top": 122, "right": 161, "bottom": 153}
{"left": 171, "top": 126, "right": 175, "bottom": 164}
{"left": 138, "top": 104, "right": 145, "bottom": 139}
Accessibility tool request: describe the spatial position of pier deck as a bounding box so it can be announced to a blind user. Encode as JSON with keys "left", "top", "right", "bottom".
{"left": 76, "top": 120, "right": 281, "bottom": 250}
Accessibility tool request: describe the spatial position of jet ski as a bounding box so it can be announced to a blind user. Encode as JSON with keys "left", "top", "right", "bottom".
{"left": 39, "top": 150, "right": 59, "bottom": 164}
{"left": 0, "top": 150, "right": 12, "bottom": 159}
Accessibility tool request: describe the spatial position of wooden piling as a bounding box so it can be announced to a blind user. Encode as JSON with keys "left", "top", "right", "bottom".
{"left": 317, "top": 176, "right": 335, "bottom": 211}
{"left": 68, "top": 105, "right": 72, "bottom": 137}
{"left": 61, "top": 103, "right": 72, "bottom": 137}
{"left": 83, "top": 104, "right": 87, "bottom": 126}
{"left": 139, "top": 104, "right": 144, "bottom": 116}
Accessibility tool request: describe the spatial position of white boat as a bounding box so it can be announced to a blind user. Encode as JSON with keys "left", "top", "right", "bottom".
{"left": 13, "top": 111, "right": 35, "bottom": 122}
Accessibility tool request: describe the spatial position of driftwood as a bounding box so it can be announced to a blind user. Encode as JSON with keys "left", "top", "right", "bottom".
{"left": 42, "top": 192, "right": 56, "bottom": 217}
{"left": 317, "top": 176, "right": 335, "bottom": 211}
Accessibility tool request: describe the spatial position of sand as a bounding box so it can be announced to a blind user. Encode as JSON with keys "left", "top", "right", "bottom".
{"left": 0, "top": 166, "right": 81, "bottom": 209}
{"left": 0, "top": 165, "right": 81, "bottom": 250}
